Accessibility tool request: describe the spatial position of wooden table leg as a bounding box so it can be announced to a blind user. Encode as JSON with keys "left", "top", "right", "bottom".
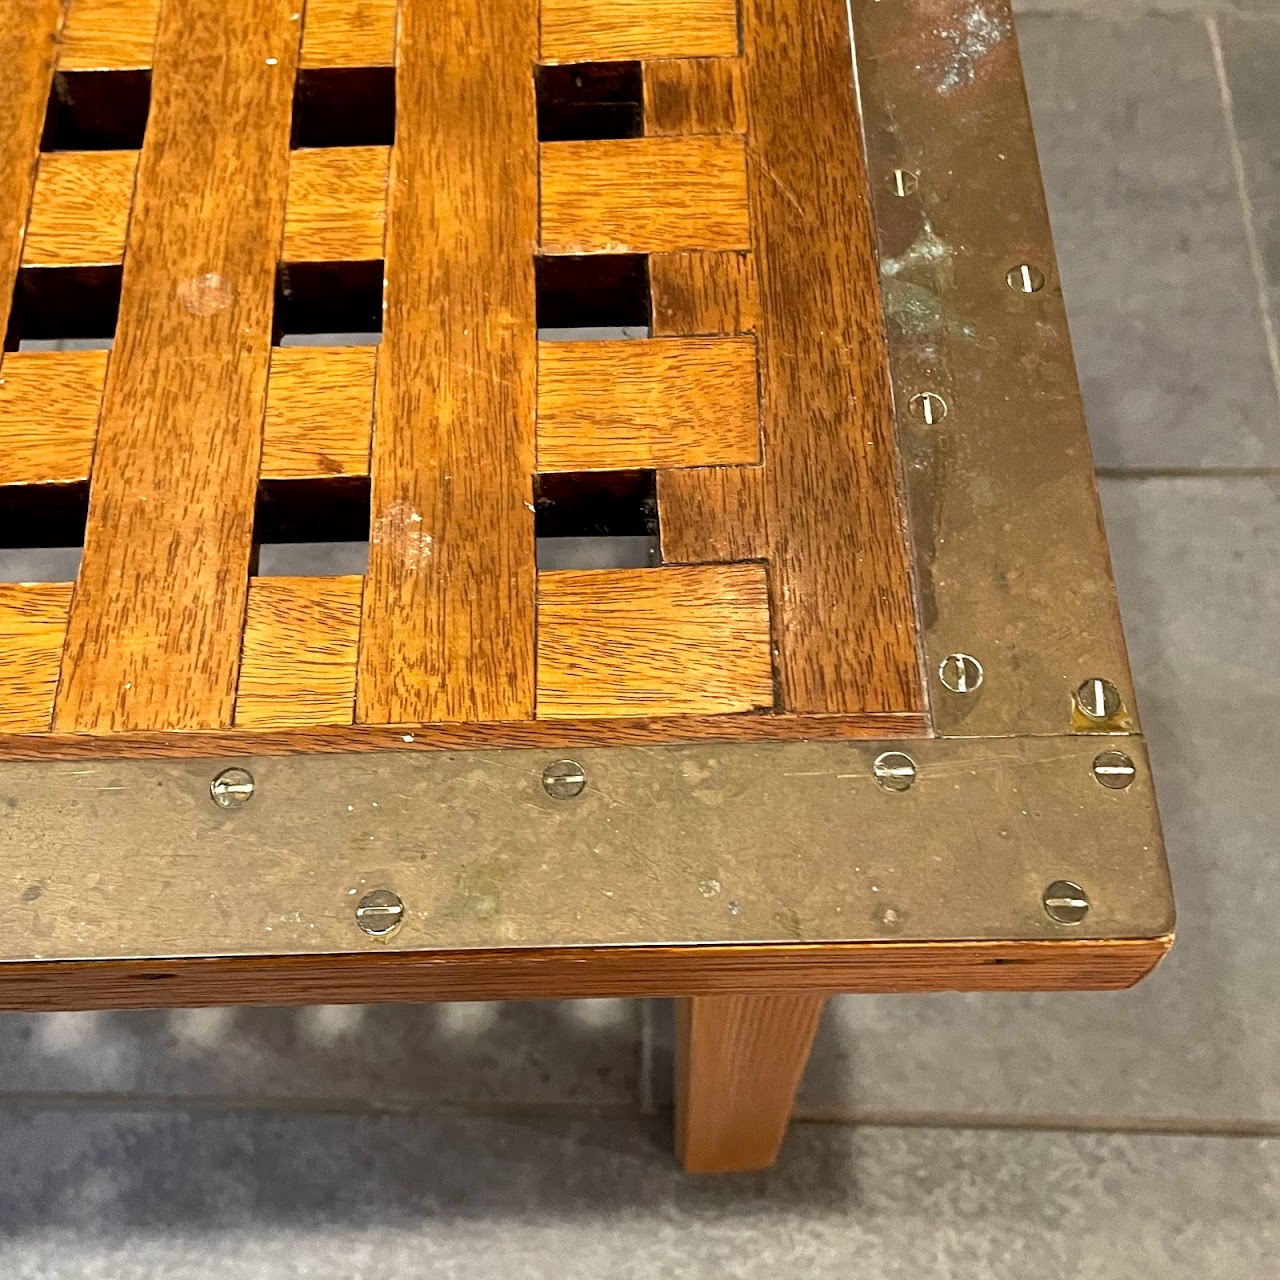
{"left": 675, "top": 990, "right": 827, "bottom": 1173}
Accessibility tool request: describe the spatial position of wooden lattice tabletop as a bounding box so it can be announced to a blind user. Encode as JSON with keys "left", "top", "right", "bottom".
{"left": 1, "top": 0, "right": 926, "bottom": 751}
{"left": 0, "top": 0, "right": 1173, "bottom": 1171}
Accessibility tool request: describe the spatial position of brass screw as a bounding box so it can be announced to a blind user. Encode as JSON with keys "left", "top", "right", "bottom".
{"left": 1007, "top": 263, "right": 1046, "bottom": 293}
{"left": 1075, "top": 678, "right": 1122, "bottom": 721}
{"left": 891, "top": 168, "right": 919, "bottom": 197}
{"left": 1092, "top": 751, "right": 1136, "bottom": 790}
{"left": 908, "top": 392, "right": 948, "bottom": 425}
{"left": 355, "top": 889, "right": 404, "bottom": 937}
{"left": 873, "top": 752, "right": 918, "bottom": 792}
{"left": 939, "top": 653, "right": 983, "bottom": 694}
{"left": 542, "top": 759, "right": 587, "bottom": 800}
{"left": 1043, "top": 880, "right": 1089, "bottom": 925}
{"left": 210, "top": 767, "right": 255, "bottom": 808}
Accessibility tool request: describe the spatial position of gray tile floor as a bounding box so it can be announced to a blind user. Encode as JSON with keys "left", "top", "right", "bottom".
{"left": 3, "top": 2, "right": 1279, "bottom": 1274}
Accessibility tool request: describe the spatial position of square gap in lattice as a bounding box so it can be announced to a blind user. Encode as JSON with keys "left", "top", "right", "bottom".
{"left": 41, "top": 70, "right": 151, "bottom": 152}
{"left": 536, "top": 63, "right": 643, "bottom": 141}
{"left": 273, "top": 261, "right": 383, "bottom": 347}
{"left": 292, "top": 68, "right": 395, "bottom": 149}
{"left": 6, "top": 266, "right": 120, "bottom": 352}
{"left": 536, "top": 254, "right": 650, "bottom": 333}
{"left": 254, "top": 477, "right": 370, "bottom": 577}
{"left": 0, "top": 482, "right": 87, "bottom": 583}
{"left": 535, "top": 471, "right": 659, "bottom": 571}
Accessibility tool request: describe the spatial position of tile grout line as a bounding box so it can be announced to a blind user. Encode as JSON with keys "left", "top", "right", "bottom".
{"left": 1208, "top": 14, "right": 1280, "bottom": 421}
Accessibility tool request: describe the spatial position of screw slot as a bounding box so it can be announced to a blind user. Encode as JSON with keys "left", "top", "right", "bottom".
{"left": 542, "top": 759, "right": 587, "bottom": 799}
{"left": 1043, "top": 880, "right": 1089, "bottom": 925}
{"left": 890, "top": 167, "right": 919, "bottom": 197}
{"left": 1092, "top": 750, "right": 1136, "bottom": 790}
{"left": 938, "top": 653, "right": 983, "bottom": 694}
{"left": 873, "top": 751, "right": 917, "bottom": 792}
{"left": 210, "top": 767, "right": 255, "bottom": 808}
{"left": 1075, "top": 677, "right": 1122, "bottom": 721}
{"left": 355, "top": 889, "right": 404, "bottom": 937}
{"left": 1006, "top": 263, "right": 1046, "bottom": 293}
{"left": 908, "top": 391, "right": 947, "bottom": 425}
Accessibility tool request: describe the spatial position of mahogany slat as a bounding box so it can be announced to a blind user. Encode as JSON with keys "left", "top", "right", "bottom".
{"left": 59, "top": 0, "right": 159, "bottom": 71}
{"left": 0, "top": 350, "right": 106, "bottom": 485}
{"left": 235, "top": 576, "right": 363, "bottom": 728}
{"left": 650, "top": 251, "right": 756, "bottom": 336}
{"left": 536, "top": 564, "right": 773, "bottom": 718}
{"left": 300, "top": 0, "right": 397, "bottom": 68}
{"left": 541, "top": 0, "right": 739, "bottom": 64}
{"left": 282, "top": 146, "right": 389, "bottom": 262}
{"left": 23, "top": 150, "right": 136, "bottom": 267}
{"left": 53, "top": 0, "right": 302, "bottom": 732}
{"left": 540, "top": 136, "right": 749, "bottom": 255}
{"left": 659, "top": 466, "right": 766, "bottom": 563}
{"left": 0, "top": 0, "right": 63, "bottom": 339}
{"left": 0, "top": 584, "right": 72, "bottom": 733}
{"left": 537, "top": 337, "right": 760, "bottom": 472}
{"left": 740, "top": 0, "right": 923, "bottom": 714}
{"left": 262, "top": 347, "right": 375, "bottom": 479}
{"left": 644, "top": 57, "right": 746, "bottom": 135}
{"left": 357, "top": 0, "right": 539, "bottom": 724}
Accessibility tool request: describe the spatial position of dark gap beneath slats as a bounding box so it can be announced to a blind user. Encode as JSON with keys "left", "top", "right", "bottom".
{"left": 41, "top": 70, "right": 151, "bottom": 151}
{"left": 6, "top": 266, "right": 122, "bottom": 350}
{"left": 292, "top": 67, "right": 396, "bottom": 148}
{"left": 0, "top": 482, "right": 87, "bottom": 581}
{"left": 535, "top": 254, "right": 650, "bottom": 329}
{"left": 536, "top": 62, "right": 643, "bottom": 141}
{"left": 273, "top": 261, "right": 383, "bottom": 346}
{"left": 254, "top": 477, "right": 371, "bottom": 577}
{"left": 534, "top": 471, "right": 659, "bottom": 570}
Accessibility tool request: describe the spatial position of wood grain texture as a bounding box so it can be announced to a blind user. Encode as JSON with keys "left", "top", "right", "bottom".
{"left": 650, "top": 250, "right": 757, "bottom": 336}
{"left": 0, "top": 710, "right": 928, "bottom": 761}
{"left": 0, "top": 937, "right": 1174, "bottom": 1012}
{"left": 676, "top": 992, "right": 826, "bottom": 1173}
{"left": 59, "top": 0, "right": 160, "bottom": 70}
{"left": 659, "top": 465, "right": 765, "bottom": 563}
{"left": 0, "top": 350, "right": 106, "bottom": 485}
{"left": 263, "top": 346, "right": 374, "bottom": 479}
{"left": 283, "top": 146, "right": 389, "bottom": 263}
{"left": 742, "top": 0, "right": 923, "bottom": 714}
{"left": 53, "top": 0, "right": 302, "bottom": 733}
{"left": 0, "top": 585, "right": 72, "bottom": 733}
{"left": 23, "top": 150, "right": 136, "bottom": 266}
{"left": 358, "top": 0, "right": 538, "bottom": 725}
{"left": 541, "top": 0, "right": 739, "bottom": 63}
{"left": 537, "top": 564, "right": 773, "bottom": 718}
{"left": 537, "top": 337, "right": 760, "bottom": 472}
{"left": 235, "top": 576, "right": 362, "bottom": 728}
{"left": 300, "top": 0, "right": 396, "bottom": 68}
{"left": 540, "top": 136, "right": 749, "bottom": 255}
{"left": 644, "top": 57, "right": 746, "bottom": 135}
{"left": 0, "top": 0, "right": 63, "bottom": 342}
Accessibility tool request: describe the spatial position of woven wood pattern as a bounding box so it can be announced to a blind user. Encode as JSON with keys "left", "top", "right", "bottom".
{"left": 0, "top": 0, "right": 925, "bottom": 752}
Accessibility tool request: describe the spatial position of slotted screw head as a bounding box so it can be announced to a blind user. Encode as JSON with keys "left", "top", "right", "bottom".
{"left": 890, "top": 167, "right": 919, "bottom": 197}
{"left": 939, "top": 653, "right": 983, "bottom": 694}
{"left": 210, "top": 767, "right": 255, "bottom": 808}
{"left": 1043, "top": 880, "right": 1089, "bottom": 925}
{"left": 355, "top": 889, "right": 404, "bottom": 937}
{"left": 873, "top": 751, "right": 918, "bottom": 792}
{"left": 1006, "top": 263, "right": 1046, "bottom": 293}
{"left": 542, "top": 759, "right": 586, "bottom": 800}
{"left": 1075, "top": 677, "right": 1122, "bottom": 721}
{"left": 908, "top": 391, "right": 948, "bottom": 425}
{"left": 1092, "top": 750, "right": 1136, "bottom": 790}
